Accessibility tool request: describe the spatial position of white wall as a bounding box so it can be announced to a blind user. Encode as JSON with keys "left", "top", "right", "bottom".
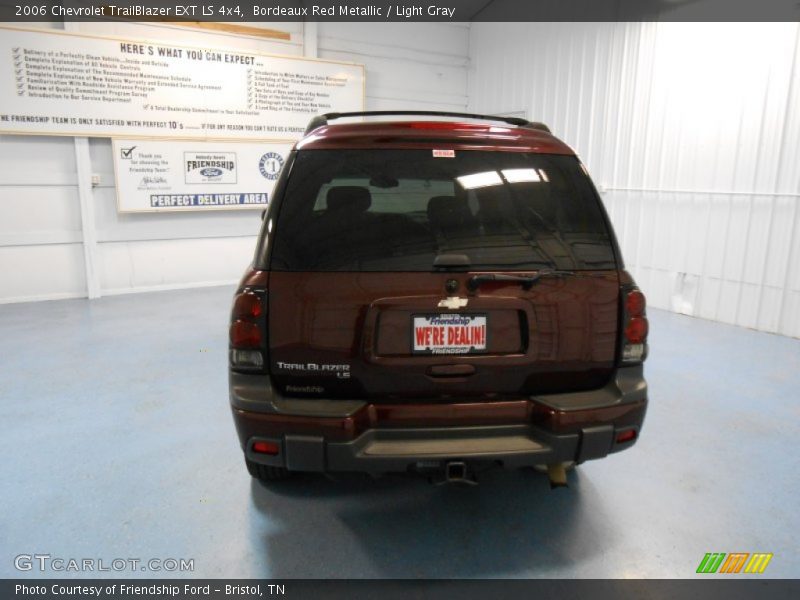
{"left": 0, "top": 21, "right": 469, "bottom": 303}
{"left": 318, "top": 22, "right": 468, "bottom": 111}
{"left": 0, "top": 134, "right": 87, "bottom": 303}
{"left": 469, "top": 22, "right": 800, "bottom": 338}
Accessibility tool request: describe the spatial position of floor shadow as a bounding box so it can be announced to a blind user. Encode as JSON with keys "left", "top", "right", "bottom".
{"left": 249, "top": 466, "right": 613, "bottom": 578}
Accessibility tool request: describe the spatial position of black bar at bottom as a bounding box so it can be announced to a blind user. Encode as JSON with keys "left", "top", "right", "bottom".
{"left": 2, "top": 579, "right": 799, "bottom": 600}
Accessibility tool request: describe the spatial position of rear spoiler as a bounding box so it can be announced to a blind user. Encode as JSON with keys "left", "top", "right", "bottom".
{"left": 304, "top": 111, "right": 551, "bottom": 135}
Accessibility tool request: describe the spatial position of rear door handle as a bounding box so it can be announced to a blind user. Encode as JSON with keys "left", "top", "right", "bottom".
{"left": 427, "top": 364, "right": 476, "bottom": 377}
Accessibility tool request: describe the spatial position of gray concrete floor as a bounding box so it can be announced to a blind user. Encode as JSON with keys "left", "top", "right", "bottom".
{"left": 1, "top": 286, "right": 798, "bottom": 578}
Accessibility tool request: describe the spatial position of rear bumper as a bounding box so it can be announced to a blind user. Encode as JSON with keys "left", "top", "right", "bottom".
{"left": 230, "top": 366, "right": 647, "bottom": 473}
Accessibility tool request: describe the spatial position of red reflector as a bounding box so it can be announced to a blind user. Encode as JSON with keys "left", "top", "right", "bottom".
{"left": 233, "top": 292, "right": 262, "bottom": 319}
{"left": 616, "top": 429, "right": 637, "bottom": 444}
{"left": 625, "top": 317, "right": 649, "bottom": 344}
{"left": 230, "top": 320, "right": 261, "bottom": 348}
{"left": 626, "top": 290, "right": 646, "bottom": 317}
{"left": 252, "top": 441, "right": 280, "bottom": 455}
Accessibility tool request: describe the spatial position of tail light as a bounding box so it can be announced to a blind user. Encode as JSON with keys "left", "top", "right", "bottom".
{"left": 621, "top": 288, "right": 648, "bottom": 364}
{"left": 230, "top": 321, "right": 261, "bottom": 348}
{"left": 229, "top": 290, "right": 267, "bottom": 370}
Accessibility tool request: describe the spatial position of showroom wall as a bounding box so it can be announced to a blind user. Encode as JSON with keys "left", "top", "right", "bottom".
{"left": 468, "top": 22, "right": 800, "bottom": 338}
{"left": 0, "top": 20, "right": 468, "bottom": 303}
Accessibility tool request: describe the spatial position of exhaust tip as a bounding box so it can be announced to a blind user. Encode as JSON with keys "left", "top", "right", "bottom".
{"left": 547, "top": 463, "right": 569, "bottom": 489}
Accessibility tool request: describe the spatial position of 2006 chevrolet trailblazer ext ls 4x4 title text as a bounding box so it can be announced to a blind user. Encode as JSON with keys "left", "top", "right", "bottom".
{"left": 228, "top": 111, "right": 649, "bottom": 486}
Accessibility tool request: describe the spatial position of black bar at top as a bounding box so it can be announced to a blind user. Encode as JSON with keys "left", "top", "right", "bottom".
{"left": 1, "top": 0, "right": 799, "bottom": 23}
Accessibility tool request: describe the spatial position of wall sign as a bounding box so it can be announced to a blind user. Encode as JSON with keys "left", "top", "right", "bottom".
{"left": 0, "top": 26, "right": 364, "bottom": 140}
{"left": 113, "top": 139, "right": 293, "bottom": 212}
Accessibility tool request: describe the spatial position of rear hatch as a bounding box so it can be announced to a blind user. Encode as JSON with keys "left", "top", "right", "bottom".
{"left": 266, "top": 148, "right": 620, "bottom": 400}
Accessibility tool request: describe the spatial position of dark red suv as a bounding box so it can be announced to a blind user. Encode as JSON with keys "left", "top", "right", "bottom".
{"left": 229, "top": 111, "right": 648, "bottom": 485}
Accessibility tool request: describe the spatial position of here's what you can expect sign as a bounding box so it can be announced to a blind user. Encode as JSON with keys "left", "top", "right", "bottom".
{"left": 113, "top": 139, "right": 293, "bottom": 212}
{"left": 0, "top": 26, "right": 364, "bottom": 140}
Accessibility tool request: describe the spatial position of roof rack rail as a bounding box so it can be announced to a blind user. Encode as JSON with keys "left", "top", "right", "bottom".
{"left": 303, "top": 111, "right": 540, "bottom": 135}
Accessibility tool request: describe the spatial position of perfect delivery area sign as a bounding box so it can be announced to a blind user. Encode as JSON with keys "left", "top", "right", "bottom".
{"left": 0, "top": 26, "right": 364, "bottom": 140}
{"left": 113, "top": 139, "right": 293, "bottom": 212}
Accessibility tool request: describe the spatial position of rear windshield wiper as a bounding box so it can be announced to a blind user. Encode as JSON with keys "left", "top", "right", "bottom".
{"left": 467, "top": 269, "right": 575, "bottom": 292}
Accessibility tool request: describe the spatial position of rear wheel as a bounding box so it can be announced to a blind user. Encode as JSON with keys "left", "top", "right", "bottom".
{"left": 246, "top": 458, "right": 291, "bottom": 482}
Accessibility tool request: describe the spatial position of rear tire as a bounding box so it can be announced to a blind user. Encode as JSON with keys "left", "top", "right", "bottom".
{"left": 246, "top": 458, "right": 291, "bottom": 482}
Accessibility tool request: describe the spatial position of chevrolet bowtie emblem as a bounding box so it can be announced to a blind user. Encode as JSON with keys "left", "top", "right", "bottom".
{"left": 437, "top": 296, "right": 469, "bottom": 309}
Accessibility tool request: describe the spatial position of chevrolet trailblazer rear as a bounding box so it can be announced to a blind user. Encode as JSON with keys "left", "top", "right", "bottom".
{"left": 229, "top": 111, "right": 648, "bottom": 485}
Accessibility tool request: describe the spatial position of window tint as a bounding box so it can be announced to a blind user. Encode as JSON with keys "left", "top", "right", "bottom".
{"left": 269, "top": 149, "right": 616, "bottom": 272}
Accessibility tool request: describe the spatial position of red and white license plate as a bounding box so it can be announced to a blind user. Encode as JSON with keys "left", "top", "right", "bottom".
{"left": 412, "top": 314, "right": 487, "bottom": 355}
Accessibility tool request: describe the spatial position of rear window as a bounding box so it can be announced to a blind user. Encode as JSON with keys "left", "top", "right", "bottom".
{"left": 269, "top": 149, "right": 616, "bottom": 272}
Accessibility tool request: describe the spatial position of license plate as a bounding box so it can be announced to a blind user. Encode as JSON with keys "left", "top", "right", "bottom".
{"left": 412, "top": 314, "right": 487, "bottom": 355}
